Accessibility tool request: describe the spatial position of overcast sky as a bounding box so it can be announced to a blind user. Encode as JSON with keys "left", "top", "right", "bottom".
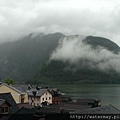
{"left": 0, "top": 0, "right": 120, "bottom": 45}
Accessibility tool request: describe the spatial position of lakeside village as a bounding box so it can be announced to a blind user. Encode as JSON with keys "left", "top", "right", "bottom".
{"left": 0, "top": 83, "right": 120, "bottom": 120}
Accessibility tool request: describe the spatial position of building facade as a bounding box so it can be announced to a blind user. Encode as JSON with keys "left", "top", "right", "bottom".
{"left": 0, "top": 83, "right": 28, "bottom": 103}
{"left": 28, "top": 89, "right": 52, "bottom": 106}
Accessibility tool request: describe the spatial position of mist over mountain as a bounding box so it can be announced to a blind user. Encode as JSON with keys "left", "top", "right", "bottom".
{"left": 39, "top": 34, "right": 120, "bottom": 83}
{"left": 0, "top": 32, "right": 64, "bottom": 81}
{"left": 0, "top": 32, "right": 120, "bottom": 83}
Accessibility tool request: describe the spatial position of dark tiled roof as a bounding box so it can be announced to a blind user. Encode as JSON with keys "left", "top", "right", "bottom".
{"left": 28, "top": 89, "right": 49, "bottom": 97}
{"left": 0, "top": 93, "right": 19, "bottom": 114}
{"left": 61, "top": 95, "right": 72, "bottom": 101}
{"left": 17, "top": 103, "right": 32, "bottom": 109}
{"left": 8, "top": 107, "right": 36, "bottom": 120}
{"left": 40, "top": 107, "right": 61, "bottom": 114}
{"left": 42, "top": 102, "right": 92, "bottom": 113}
{"left": 71, "top": 104, "right": 120, "bottom": 114}
{"left": 0, "top": 99, "right": 12, "bottom": 107}
{"left": 63, "top": 104, "right": 92, "bottom": 110}
{"left": 0, "top": 82, "right": 3, "bottom": 85}
{"left": 0, "top": 99, "right": 5, "bottom": 106}
{"left": 76, "top": 98, "right": 100, "bottom": 104}
{"left": 12, "top": 85, "right": 29, "bottom": 93}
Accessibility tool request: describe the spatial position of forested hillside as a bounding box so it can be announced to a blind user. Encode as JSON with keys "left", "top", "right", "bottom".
{"left": 0, "top": 33, "right": 64, "bottom": 81}
{"left": 0, "top": 33, "right": 120, "bottom": 84}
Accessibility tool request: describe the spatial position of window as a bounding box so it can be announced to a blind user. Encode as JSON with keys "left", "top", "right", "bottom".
{"left": 49, "top": 97, "right": 51, "bottom": 100}
{"left": 46, "top": 97, "right": 47, "bottom": 100}
{"left": 42, "top": 98, "right": 44, "bottom": 101}
{"left": 1, "top": 107, "right": 9, "bottom": 113}
{"left": 37, "top": 97, "right": 39, "bottom": 101}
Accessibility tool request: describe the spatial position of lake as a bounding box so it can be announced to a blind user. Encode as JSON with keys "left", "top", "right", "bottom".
{"left": 51, "top": 84, "right": 120, "bottom": 109}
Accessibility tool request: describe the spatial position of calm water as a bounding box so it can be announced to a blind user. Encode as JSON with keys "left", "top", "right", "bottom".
{"left": 51, "top": 84, "right": 120, "bottom": 109}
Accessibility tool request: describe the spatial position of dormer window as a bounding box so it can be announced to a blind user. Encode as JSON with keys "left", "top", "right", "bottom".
{"left": 1, "top": 107, "right": 9, "bottom": 114}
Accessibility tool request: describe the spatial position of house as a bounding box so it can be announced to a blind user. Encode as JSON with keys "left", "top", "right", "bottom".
{"left": 0, "top": 99, "right": 12, "bottom": 114}
{"left": 29, "top": 86, "right": 63, "bottom": 105}
{"left": 48, "top": 88, "right": 62, "bottom": 104}
{"left": 28, "top": 89, "right": 52, "bottom": 106}
{"left": 0, "top": 83, "right": 28, "bottom": 103}
{"left": 0, "top": 93, "right": 19, "bottom": 114}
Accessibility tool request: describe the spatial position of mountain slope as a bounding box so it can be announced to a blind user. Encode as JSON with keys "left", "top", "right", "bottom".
{"left": 83, "top": 36, "right": 120, "bottom": 54}
{"left": 0, "top": 33, "right": 64, "bottom": 81}
{"left": 36, "top": 35, "right": 120, "bottom": 84}
{"left": 0, "top": 33, "right": 120, "bottom": 83}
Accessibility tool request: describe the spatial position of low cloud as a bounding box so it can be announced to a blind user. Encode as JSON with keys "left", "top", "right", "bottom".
{"left": 0, "top": 0, "right": 120, "bottom": 45}
{"left": 50, "top": 36, "right": 120, "bottom": 73}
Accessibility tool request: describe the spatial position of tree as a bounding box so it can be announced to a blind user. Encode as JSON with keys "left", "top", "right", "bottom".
{"left": 4, "top": 78, "right": 15, "bottom": 85}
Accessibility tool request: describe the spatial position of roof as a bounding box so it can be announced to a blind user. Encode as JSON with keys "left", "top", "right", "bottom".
{"left": 8, "top": 107, "right": 36, "bottom": 120}
{"left": 76, "top": 98, "right": 101, "bottom": 104}
{"left": 0, "top": 99, "right": 12, "bottom": 106}
{"left": 28, "top": 89, "right": 51, "bottom": 97}
{"left": 61, "top": 95, "right": 72, "bottom": 101}
{"left": 0, "top": 99, "right": 5, "bottom": 106}
{"left": 0, "top": 82, "right": 3, "bottom": 85}
{"left": 48, "top": 88, "right": 59, "bottom": 91}
{"left": 0, "top": 83, "right": 26, "bottom": 94}
{"left": 40, "top": 107, "right": 61, "bottom": 114}
{"left": 0, "top": 93, "right": 19, "bottom": 114}
{"left": 71, "top": 104, "right": 120, "bottom": 114}
{"left": 12, "top": 85, "right": 29, "bottom": 93}
{"left": 17, "top": 103, "right": 32, "bottom": 109}
{"left": 43, "top": 102, "right": 92, "bottom": 112}
{"left": 63, "top": 104, "right": 92, "bottom": 111}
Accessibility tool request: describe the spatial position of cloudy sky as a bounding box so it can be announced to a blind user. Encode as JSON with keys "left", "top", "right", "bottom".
{"left": 0, "top": 0, "right": 120, "bottom": 45}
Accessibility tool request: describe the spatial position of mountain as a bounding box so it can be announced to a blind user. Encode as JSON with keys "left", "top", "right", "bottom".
{"left": 36, "top": 35, "right": 120, "bottom": 84}
{"left": 83, "top": 36, "right": 120, "bottom": 54}
{"left": 0, "top": 33, "right": 64, "bottom": 81}
{"left": 0, "top": 33, "right": 120, "bottom": 83}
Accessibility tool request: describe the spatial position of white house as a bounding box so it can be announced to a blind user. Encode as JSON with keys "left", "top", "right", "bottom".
{"left": 28, "top": 88, "right": 52, "bottom": 106}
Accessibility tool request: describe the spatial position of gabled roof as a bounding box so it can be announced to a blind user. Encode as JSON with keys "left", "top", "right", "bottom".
{"left": 28, "top": 89, "right": 51, "bottom": 97}
{"left": 76, "top": 98, "right": 100, "bottom": 104}
{"left": 0, "top": 99, "right": 5, "bottom": 106}
{"left": 0, "top": 93, "right": 19, "bottom": 114}
{"left": 44, "top": 102, "right": 92, "bottom": 111}
{"left": 8, "top": 107, "right": 36, "bottom": 120}
{"left": 40, "top": 107, "right": 61, "bottom": 114}
{"left": 17, "top": 103, "right": 32, "bottom": 109}
{"left": 0, "top": 83, "right": 26, "bottom": 94}
{"left": 63, "top": 104, "right": 92, "bottom": 111}
{"left": 71, "top": 104, "right": 120, "bottom": 114}
{"left": 12, "top": 85, "right": 29, "bottom": 93}
{"left": 0, "top": 99, "right": 12, "bottom": 106}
